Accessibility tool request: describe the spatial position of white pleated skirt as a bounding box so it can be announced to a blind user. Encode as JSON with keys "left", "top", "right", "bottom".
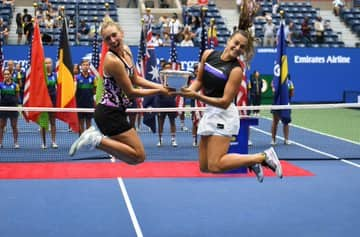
{"left": 197, "top": 103, "right": 240, "bottom": 137}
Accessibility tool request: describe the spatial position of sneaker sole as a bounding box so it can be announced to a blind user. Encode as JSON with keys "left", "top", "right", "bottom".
{"left": 250, "top": 165, "right": 264, "bottom": 183}
{"left": 69, "top": 126, "right": 96, "bottom": 156}
{"left": 269, "top": 147, "right": 283, "bottom": 178}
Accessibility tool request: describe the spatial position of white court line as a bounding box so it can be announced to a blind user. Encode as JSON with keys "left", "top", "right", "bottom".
{"left": 117, "top": 178, "right": 144, "bottom": 237}
{"left": 252, "top": 127, "right": 360, "bottom": 168}
{"left": 111, "top": 158, "right": 144, "bottom": 237}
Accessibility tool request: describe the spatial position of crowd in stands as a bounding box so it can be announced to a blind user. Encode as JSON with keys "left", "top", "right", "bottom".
{"left": 0, "top": 0, "right": 358, "bottom": 47}
{"left": 251, "top": 0, "right": 346, "bottom": 47}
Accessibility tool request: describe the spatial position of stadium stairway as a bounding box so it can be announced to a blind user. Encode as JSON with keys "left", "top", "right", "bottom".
{"left": 8, "top": 6, "right": 34, "bottom": 45}
{"left": 219, "top": 9, "right": 238, "bottom": 32}
{"left": 320, "top": 9, "right": 359, "bottom": 47}
{"left": 118, "top": 8, "right": 141, "bottom": 46}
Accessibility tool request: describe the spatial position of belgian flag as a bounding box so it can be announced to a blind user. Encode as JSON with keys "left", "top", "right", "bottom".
{"left": 55, "top": 18, "right": 79, "bottom": 132}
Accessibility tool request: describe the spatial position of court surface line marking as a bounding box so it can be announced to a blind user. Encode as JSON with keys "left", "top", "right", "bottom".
{"left": 252, "top": 127, "right": 360, "bottom": 168}
{"left": 111, "top": 157, "right": 143, "bottom": 237}
{"left": 261, "top": 116, "right": 360, "bottom": 145}
{"left": 117, "top": 177, "right": 144, "bottom": 237}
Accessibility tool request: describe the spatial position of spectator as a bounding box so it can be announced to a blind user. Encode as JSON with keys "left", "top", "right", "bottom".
{"left": 272, "top": 0, "right": 280, "bottom": 14}
{"left": 16, "top": 13, "right": 23, "bottom": 44}
{"left": 68, "top": 16, "right": 75, "bottom": 28}
{"left": 162, "top": 32, "right": 172, "bottom": 46}
{"left": 332, "top": 0, "right": 344, "bottom": 16}
{"left": 6, "top": 60, "right": 15, "bottom": 77}
{"left": 13, "top": 63, "right": 26, "bottom": 104}
{"left": 24, "top": 20, "right": 34, "bottom": 45}
{"left": 77, "top": 19, "right": 90, "bottom": 43}
{"left": 158, "top": 15, "right": 170, "bottom": 35}
{"left": 276, "top": 20, "right": 294, "bottom": 46}
{"left": 236, "top": 0, "right": 242, "bottom": 13}
{"left": 44, "top": 14, "right": 54, "bottom": 29}
{"left": 151, "top": 33, "right": 164, "bottom": 47}
{"left": 193, "top": 23, "right": 203, "bottom": 46}
{"left": 75, "top": 59, "right": 96, "bottom": 135}
{"left": 143, "top": 8, "right": 155, "bottom": 30}
{"left": 3, "top": 0, "right": 15, "bottom": 10}
{"left": 157, "top": 62, "right": 178, "bottom": 147}
{"left": 0, "top": 69, "right": 20, "bottom": 149}
{"left": 189, "top": 15, "right": 201, "bottom": 33}
{"left": 0, "top": 18, "right": 9, "bottom": 45}
{"left": 262, "top": 15, "right": 276, "bottom": 47}
{"left": 41, "top": 57, "right": 58, "bottom": 149}
{"left": 207, "top": 18, "right": 218, "bottom": 47}
{"left": 286, "top": 21, "right": 295, "bottom": 46}
{"left": 180, "top": 31, "right": 194, "bottom": 47}
{"left": 248, "top": 70, "right": 263, "bottom": 116}
{"left": 314, "top": 16, "right": 325, "bottom": 44}
{"left": 169, "top": 13, "right": 183, "bottom": 43}
{"left": 301, "top": 16, "right": 312, "bottom": 46}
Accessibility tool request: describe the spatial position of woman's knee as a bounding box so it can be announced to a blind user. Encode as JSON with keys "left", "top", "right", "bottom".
{"left": 130, "top": 149, "right": 146, "bottom": 164}
{"left": 207, "top": 159, "right": 224, "bottom": 173}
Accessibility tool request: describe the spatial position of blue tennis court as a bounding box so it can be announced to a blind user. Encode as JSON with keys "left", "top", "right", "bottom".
{"left": 0, "top": 114, "right": 359, "bottom": 237}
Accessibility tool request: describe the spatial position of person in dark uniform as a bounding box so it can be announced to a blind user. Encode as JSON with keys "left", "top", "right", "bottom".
{"left": 156, "top": 62, "right": 178, "bottom": 147}
{"left": 179, "top": 30, "right": 283, "bottom": 182}
{"left": 41, "top": 57, "right": 58, "bottom": 149}
{"left": 13, "top": 62, "right": 26, "bottom": 104}
{"left": 0, "top": 69, "right": 20, "bottom": 148}
{"left": 248, "top": 70, "right": 263, "bottom": 116}
{"left": 75, "top": 59, "right": 96, "bottom": 135}
{"left": 271, "top": 74, "right": 295, "bottom": 145}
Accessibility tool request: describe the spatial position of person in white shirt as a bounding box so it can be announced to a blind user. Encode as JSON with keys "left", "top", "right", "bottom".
{"left": 262, "top": 16, "right": 276, "bottom": 47}
{"left": 314, "top": 16, "right": 325, "bottom": 44}
{"left": 180, "top": 32, "right": 194, "bottom": 47}
{"left": 332, "top": 0, "right": 344, "bottom": 16}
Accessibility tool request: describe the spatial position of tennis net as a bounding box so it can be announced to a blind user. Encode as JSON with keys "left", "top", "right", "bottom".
{"left": 0, "top": 103, "right": 359, "bottom": 162}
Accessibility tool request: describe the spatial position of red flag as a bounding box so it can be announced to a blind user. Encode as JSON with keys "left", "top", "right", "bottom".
{"left": 55, "top": 18, "right": 79, "bottom": 132}
{"left": 23, "top": 20, "right": 53, "bottom": 122}
{"left": 236, "top": 60, "right": 248, "bottom": 116}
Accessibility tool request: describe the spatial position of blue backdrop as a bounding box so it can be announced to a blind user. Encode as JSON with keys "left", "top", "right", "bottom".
{"left": 3, "top": 45, "right": 360, "bottom": 103}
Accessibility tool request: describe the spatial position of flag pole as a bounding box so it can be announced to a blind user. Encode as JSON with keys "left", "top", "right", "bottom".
{"left": 199, "top": 6, "right": 208, "bottom": 61}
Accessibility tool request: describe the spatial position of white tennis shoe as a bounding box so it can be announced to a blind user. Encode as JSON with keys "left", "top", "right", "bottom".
{"left": 263, "top": 147, "right": 283, "bottom": 179}
{"left": 69, "top": 126, "right": 102, "bottom": 156}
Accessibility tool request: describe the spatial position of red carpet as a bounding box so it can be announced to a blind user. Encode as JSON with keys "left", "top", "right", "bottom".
{"left": 0, "top": 161, "right": 313, "bottom": 179}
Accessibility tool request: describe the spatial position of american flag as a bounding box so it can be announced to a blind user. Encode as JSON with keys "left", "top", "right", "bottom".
{"left": 188, "top": 78, "right": 204, "bottom": 126}
{"left": 199, "top": 8, "right": 208, "bottom": 61}
{"left": 236, "top": 59, "right": 248, "bottom": 116}
{"left": 136, "top": 26, "right": 147, "bottom": 77}
{"left": 22, "top": 37, "right": 33, "bottom": 106}
{"left": 143, "top": 25, "right": 158, "bottom": 83}
{"left": 140, "top": 24, "right": 159, "bottom": 133}
{"left": 169, "top": 27, "right": 180, "bottom": 70}
{"left": 0, "top": 40, "right": 3, "bottom": 82}
{"left": 91, "top": 22, "right": 99, "bottom": 70}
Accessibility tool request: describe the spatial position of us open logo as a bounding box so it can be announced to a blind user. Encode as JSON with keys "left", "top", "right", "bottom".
{"left": 273, "top": 62, "right": 280, "bottom": 77}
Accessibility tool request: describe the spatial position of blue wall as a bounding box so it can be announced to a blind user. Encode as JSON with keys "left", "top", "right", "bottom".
{"left": 3, "top": 46, "right": 360, "bottom": 103}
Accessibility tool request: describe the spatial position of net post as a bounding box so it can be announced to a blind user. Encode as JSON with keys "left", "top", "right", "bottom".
{"left": 226, "top": 117, "right": 259, "bottom": 174}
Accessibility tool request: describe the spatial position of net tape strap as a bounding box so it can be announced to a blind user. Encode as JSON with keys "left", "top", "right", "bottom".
{"left": 1, "top": 103, "right": 359, "bottom": 113}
